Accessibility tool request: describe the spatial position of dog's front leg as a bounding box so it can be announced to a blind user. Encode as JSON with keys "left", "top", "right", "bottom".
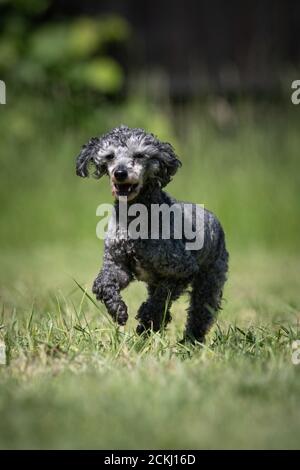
{"left": 92, "top": 254, "right": 132, "bottom": 325}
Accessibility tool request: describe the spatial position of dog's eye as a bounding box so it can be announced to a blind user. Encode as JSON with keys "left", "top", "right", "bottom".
{"left": 134, "top": 153, "right": 144, "bottom": 159}
{"left": 105, "top": 153, "right": 114, "bottom": 161}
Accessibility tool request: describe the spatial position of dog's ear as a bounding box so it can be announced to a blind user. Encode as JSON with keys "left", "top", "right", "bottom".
{"left": 76, "top": 137, "right": 106, "bottom": 179}
{"left": 154, "top": 142, "right": 182, "bottom": 187}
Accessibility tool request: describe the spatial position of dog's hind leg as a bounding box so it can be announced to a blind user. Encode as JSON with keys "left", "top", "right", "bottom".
{"left": 184, "top": 254, "right": 228, "bottom": 343}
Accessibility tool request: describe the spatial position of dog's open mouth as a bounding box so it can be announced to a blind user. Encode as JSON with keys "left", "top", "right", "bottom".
{"left": 113, "top": 182, "right": 139, "bottom": 197}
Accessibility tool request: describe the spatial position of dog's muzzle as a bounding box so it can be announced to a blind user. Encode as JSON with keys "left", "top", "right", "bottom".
{"left": 111, "top": 166, "right": 141, "bottom": 199}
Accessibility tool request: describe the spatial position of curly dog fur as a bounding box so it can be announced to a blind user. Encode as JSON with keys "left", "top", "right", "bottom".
{"left": 76, "top": 125, "right": 229, "bottom": 342}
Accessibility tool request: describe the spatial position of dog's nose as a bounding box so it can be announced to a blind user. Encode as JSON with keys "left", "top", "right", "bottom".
{"left": 114, "top": 167, "right": 128, "bottom": 182}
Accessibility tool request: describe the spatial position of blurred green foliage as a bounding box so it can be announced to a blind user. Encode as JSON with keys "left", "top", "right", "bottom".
{"left": 0, "top": 0, "right": 129, "bottom": 93}
{"left": 0, "top": 88, "right": 299, "bottom": 254}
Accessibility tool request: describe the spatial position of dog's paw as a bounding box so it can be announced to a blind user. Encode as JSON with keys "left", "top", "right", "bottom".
{"left": 115, "top": 302, "right": 128, "bottom": 326}
{"left": 136, "top": 323, "right": 151, "bottom": 336}
{"left": 92, "top": 278, "right": 104, "bottom": 300}
{"left": 180, "top": 333, "right": 205, "bottom": 345}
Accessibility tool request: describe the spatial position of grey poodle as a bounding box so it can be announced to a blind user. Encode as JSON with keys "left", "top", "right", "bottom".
{"left": 76, "top": 125, "right": 228, "bottom": 342}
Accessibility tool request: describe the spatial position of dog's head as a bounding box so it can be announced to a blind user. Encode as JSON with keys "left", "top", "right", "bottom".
{"left": 76, "top": 125, "right": 181, "bottom": 201}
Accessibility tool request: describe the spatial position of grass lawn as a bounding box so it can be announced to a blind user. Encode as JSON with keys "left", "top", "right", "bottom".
{"left": 0, "top": 97, "right": 299, "bottom": 449}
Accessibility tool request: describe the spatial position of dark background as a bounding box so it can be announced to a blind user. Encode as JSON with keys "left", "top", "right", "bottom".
{"left": 1, "top": 0, "right": 300, "bottom": 98}
{"left": 56, "top": 0, "right": 300, "bottom": 95}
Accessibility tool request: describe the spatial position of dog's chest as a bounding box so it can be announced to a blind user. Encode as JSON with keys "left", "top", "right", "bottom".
{"left": 133, "top": 260, "right": 152, "bottom": 283}
{"left": 109, "top": 236, "right": 153, "bottom": 282}
{"left": 133, "top": 259, "right": 152, "bottom": 282}
{"left": 124, "top": 242, "right": 152, "bottom": 282}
